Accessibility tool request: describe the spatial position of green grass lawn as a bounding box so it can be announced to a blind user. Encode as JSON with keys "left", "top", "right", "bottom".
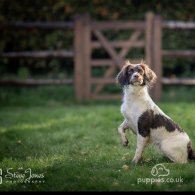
{"left": 0, "top": 86, "right": 195, "bottom": 191}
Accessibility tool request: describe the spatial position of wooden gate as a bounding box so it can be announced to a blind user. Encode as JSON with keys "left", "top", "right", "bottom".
{"left": 74, "top": 13, "right": 161, "bottom": 101}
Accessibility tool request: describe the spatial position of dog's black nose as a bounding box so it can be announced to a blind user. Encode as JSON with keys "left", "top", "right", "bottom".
{"left": 133, "top": 74, "right": 139, "bottom": 78}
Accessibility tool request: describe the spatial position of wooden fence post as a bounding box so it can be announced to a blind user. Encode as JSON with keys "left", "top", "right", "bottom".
{"left": 74, "top": 14, "right": 91, "bottom": 101}
{"left": 82, "top": 14, "right": 91, "bottom": 100}
{"left": 145, "top": 12, "right": 154, "bottom": 66}
{"left": 152, "top": 15, "right": 162, "bottom": 101}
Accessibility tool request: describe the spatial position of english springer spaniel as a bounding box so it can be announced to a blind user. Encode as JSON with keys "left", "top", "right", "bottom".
{"left": 117, "top": 60, "right": 195, "bottom": 164}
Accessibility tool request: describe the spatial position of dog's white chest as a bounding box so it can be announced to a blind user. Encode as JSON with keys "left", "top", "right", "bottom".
{"left": 120, "top": 86, "right": 154, "bottom": 134}
{"left": 121, "top": 101, "right": 146, "bottom": 133}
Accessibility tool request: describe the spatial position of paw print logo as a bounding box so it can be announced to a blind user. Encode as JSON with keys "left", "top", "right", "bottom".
{"left": 151, "top": 164, "right": 170, "bottom": 177}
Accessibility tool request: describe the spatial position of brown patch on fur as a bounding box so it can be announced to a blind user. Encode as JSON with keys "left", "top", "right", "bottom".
{"left": 151, "top": 114, "right": 184, "bottom": 132}
{"left": 138, "top": 110, "right": 153, "bottom": 137}
{"left": 138, "top": 110, "right": 184, "bottom": 137}
{"left": 187, "top": 141, "right": 195, "bottom": 160}
{"left": 140, "top": 63, "right": 157, "bottom": 86}
{"left": 116, "top": 65, "right": 131, "bottom": 87}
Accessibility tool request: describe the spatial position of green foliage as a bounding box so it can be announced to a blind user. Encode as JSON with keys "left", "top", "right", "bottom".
{"left": 0, "top": 0, "right": 195, "bottom": 79}
{"left": 1, "top": 0, "right": 195, "bottom": 22}
{"left": 17, "top": 67, "right": 30, "bottom": 79}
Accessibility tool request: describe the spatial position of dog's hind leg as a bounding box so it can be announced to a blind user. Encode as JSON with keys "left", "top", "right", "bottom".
{"left": 118, "top": 120, "right": 129, "bottom": 146}
{"left": 160, "top": 138, "right": 188, "bottom": 164}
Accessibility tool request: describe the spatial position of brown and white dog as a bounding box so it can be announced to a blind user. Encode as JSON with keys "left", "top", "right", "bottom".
{"left": 117, "top": 60, "right": 195, "bottom": 164}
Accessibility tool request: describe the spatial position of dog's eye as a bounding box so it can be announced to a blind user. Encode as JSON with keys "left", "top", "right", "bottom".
{"left": 137, "top": 68, "right": 144, "bottom": 74}
{"left": 128, "top": 68, "right": 134, "bottom": 74}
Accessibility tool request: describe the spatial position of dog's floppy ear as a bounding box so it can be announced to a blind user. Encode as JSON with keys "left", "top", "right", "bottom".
{"left": 141, "top": 64, "right": 157, "bottom": 85}
{"left": 116, "top": 66, "right": 129, "bottom": 87}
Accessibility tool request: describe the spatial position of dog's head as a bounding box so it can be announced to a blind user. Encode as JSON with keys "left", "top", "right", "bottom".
{"left": 116, "top": 60, "right": 157, "bottom": 87}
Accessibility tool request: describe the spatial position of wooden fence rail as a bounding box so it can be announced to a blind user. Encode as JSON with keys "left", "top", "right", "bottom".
{"left": 0, "top": 78, "right": 73, "bottom": 86}
{"left": 0, "top": 50, "right": 74, "bottom": 58}
{"left": 160, "top": 20, "right": 195, "bottom": 99}
{"left": 0, "top": 21, "right": 74, "bottom": 90}
{"left": 162, "top": 21, "right": 195, "bottom": 29}
{"left": 0, "top": 21, "right": 74, "bottom": 29}
{"left": 0, "top": 13, "right": 195, "bottom": 101}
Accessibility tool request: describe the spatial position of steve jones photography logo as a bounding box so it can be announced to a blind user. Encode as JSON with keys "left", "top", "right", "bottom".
{"left": 0, "top": 167, "right": 45, "bottom": 184}
{"left": 137, "top": 163, "right": 183, "bottom": 184}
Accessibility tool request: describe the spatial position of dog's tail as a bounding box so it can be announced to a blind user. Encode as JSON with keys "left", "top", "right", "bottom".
{"left": 187, "top": 141, "right": 195, "bottom": 160}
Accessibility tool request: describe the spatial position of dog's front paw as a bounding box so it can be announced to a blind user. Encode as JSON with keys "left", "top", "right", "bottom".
{"left": 132, "top": 157, "right": 140, "bottom": 165}
{"left": 122, "top": 139, "right": 129, "bottom": 147}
